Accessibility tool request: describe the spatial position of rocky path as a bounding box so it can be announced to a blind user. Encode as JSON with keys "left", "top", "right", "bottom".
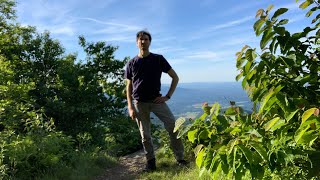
{"left": 95, "top": 149, "right": 146, "bottom": 180}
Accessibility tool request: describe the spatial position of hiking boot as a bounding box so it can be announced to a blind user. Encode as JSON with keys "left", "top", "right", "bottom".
{"left": 143, "top": 158, "right": 156, "bottom": 172}
{"left": 177, "top": 159, "right": 189, "bottom": 166}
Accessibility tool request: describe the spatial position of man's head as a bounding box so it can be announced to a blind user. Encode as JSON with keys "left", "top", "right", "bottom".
{"left": 136, "top": 30, "right": 152, "bottom": 42}
{"left": 136, "top": 30, "right": 151, "bottom": 51}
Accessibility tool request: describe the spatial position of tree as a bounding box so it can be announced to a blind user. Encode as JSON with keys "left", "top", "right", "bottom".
{"left": 176, "top": 1, "right": 319, "bottom": 179}
{"left": 0, "top": 0, "right": 136, "bottom": 146}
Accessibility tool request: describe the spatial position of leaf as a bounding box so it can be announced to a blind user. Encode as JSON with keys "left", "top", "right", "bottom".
{"left": 244, "top": 61, "right": 253, "bottom": 75}
{"left": 196, "top": 149, "right": 205, "bottom": 168}
{"left": 274, "top": 26, "right": 286, "bottom": 36}
{"left": 278, "top": 19, "right": 289, "bottom": 25}
{"left": 260, "top": 28, "right": 275, "bottom": 49}
{"left": 249, "top": 141, "right": 268, "bottom": 161}
{"left": 294, "top": 125, "right": 310, "bottom": 143}
{"left": 247, "top": 129, "right": 262, "bottom": 138}
{"left": 209, "top": 156, "right": 221, "bottom": 174}
{"left": 198, "top": 129, "right": 209, "bottom": 141}
{"left": 301, "top": 108, "right": 317, "bottom": 124}
{"left": 256, "top": 9, "right": 264, "bottom": 18}
{"left": 199, "top": 113, "right": 208, "bottom": 121}
{"left": 227, "top": 139, "right": 238, "bottom": 154}
{"left": 254, "top": 19, "right": 265, "bottom": 36}
{"left": 236, "top": 72, "right": 243, "bottom": 81}
{"left": 270, "top": 119, "right": 286, "bottom": 131}
{"left": 264, "top": 117, "right": 281, "bottom": 131}
{"left": 204, "top": 150, "right": 215, "bottom": 169}
{"left": 312, "top": 13, "right": 320, "bottom": 24}
{"left": 237, "top": 144, "right": 254, "bottom": 165}
{"left": 299, "top": 0, "right": 311, "bottom": 9}
{"left": 194, "top": 144, "right": 204, "bottom": 156}
{"left": 177, "top": 124, "right": 192, "bottom": 138}
{"left": 259, "top": 85, "right": 283, "bottom": 113}
{"left": 241, "top": 45, "right": 250, "bottom": 52}
{"left": 212, "top": 162, "right": 223, "bottom": 179}
{"left": 173, "top": 117, "right": 186, "bottom": 133}
{"left": 188, "top": 129, "right": 198, "bottom": 143}
{"left": 272, "top": 8, "right": 288, "bottom": 20}
{"left": 220, "top": 154, "right": 229, "bottom": 174}
{"left": 306, "top": 6, "right": 318, "bottom": 17}
{"left": 210, "top": 102, "right": 220, "bottom": 116}
{"left": 233, "top": 147, "right": 238, "bottom": 172}
{"left": 269, "top": 37, "right": 277, "bottom": 54}
{"left": 245, "top": 49, "right": 254, "bottom": 62}
{"left": 275, "top": 93, "right": 287, "bottom": 112}
{"left": 285, "top": 109, "right": 299, "bottom": 121}
{"left": 266, "top": 5, "right": 274, "bottom": 13}
{"left": 297, "top": 130, "right": 318, "bottom": 146}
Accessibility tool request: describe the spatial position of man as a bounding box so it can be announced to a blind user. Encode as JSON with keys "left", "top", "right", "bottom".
{"left": 125, "top": 30, "right": 187, "bottom": 171}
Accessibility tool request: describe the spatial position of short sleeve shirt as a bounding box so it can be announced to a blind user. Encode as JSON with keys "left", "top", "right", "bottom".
{"left": 125, "top": 53, "right": 172, "bottom": 101}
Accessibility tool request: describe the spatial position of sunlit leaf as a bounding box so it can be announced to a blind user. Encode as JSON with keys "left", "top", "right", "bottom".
{"left": 194, "top": 144, "right": 204, "bottom": 156}
{"left": 301, "top": 108, "right": 317, "bottom": 124}
{"left": 299, "top": 0, "right": 311, "bottom": 9}
{"left": 297, "top": 130, "right": 318, "bottom": 146}
{"left": 256, "top": 9, "right": 264, "bottom": 18}
{"left": 270, "top": 119, "right": 286, "bottom": 131}
{"left": 264, "top": 117, "right": 281, "bottom": 131}
{"left": 295, "top": 125, "right": 310, "bottom": 143}
{"left": 196, "top": 149, "right": 205, "bottom": 168}
{"left": 266, "top": 4, "right": 274, "bottom": 13}
{"left": 173, "top": 117, "right": 186, "bottom": 133}
{"left": 188, "top": 129, "right": 198, "bottom": 143}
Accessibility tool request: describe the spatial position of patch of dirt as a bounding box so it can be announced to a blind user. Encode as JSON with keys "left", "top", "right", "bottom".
{"left": 95, "top": 149, "right": 146, "bottom": 180}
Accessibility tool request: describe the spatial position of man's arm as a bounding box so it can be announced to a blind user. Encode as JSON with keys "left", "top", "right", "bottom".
{"left": 166, "top": 68, "right": 179, "bottom": 98}
{"left": 154, "top": 68, "right": 179, "bottom": 103}
{"left": 126, "top": 79, "right": 136, "bottom": 120}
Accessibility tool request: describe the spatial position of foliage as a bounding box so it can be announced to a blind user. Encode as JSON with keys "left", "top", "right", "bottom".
{"left": 0, "top": 0, "right": 131, "bottom": 140}
{"left": 176, "top": 1, "right": 320, "bottom": 179}
{"left": 0, "top": 0, "right": 141, "bottom": 178}
{"left": 236, "top": 0, "right": 320, "bottom": 149}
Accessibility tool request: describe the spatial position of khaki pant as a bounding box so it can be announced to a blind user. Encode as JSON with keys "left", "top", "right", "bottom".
{"left": 133, "top": 100, "right": 184, "bottom": 161}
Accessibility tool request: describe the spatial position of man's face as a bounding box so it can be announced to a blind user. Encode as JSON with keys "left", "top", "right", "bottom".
{"left": 136, "top": 34, "right": 150, "bottom": 51}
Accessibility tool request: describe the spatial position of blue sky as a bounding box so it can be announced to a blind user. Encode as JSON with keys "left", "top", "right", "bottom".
{"left": 15, "top": 0, "right": 313, "bottom": 83}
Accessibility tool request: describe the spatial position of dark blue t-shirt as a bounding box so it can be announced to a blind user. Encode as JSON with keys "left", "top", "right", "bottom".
{"left": 125, "top": 53, "right": 172, "bottom": 101}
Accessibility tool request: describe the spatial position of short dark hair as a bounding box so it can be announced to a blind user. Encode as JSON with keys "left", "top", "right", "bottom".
{"left": 136, "top": 30, "right": 152, "bottom": 42}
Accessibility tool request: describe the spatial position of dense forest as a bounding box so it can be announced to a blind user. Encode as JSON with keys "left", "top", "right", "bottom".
{"left": 1, "top": 0, "right": 320, "bottom": 179}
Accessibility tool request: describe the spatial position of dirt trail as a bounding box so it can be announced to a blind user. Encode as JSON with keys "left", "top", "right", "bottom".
{"left": 95, "top": 149, "right": 146, "bottom": 180}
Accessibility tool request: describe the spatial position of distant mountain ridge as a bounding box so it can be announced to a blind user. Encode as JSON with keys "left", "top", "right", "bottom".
{"left": 150, "top": 82, "right": 253, "bottom": 124}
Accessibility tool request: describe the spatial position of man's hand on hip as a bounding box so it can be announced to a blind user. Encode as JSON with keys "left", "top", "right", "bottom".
{"left": 154, "top": 96, "right": 169, "bottom": 104}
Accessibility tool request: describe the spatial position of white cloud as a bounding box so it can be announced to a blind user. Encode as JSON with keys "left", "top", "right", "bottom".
{"left": 151, "top": 47, "right": 185, "bottom": 54}
{"left": 208, "top": 16, "right": 253, "bottom": 31}
{"left": 184, "top": 51, "right": 218, "bottom": 60}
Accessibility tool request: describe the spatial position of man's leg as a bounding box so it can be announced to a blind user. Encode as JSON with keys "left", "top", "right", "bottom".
{"left": 133, "top": 101, "right": 155, "bottom": 161}
{"left": 152, "top": 103, "right": 184, "bottom": 161}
